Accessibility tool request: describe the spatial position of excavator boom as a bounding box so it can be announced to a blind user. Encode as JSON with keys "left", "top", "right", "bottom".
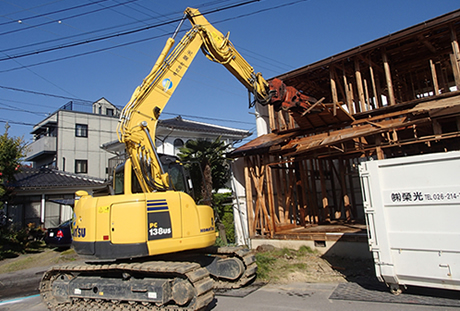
{"left": 116, "top": 7, "right": 314, "bottom": 194}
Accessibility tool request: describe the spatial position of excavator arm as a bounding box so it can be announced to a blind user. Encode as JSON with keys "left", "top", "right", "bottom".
{"left": 117, "top": 7, "right": 314, "bottom": 193}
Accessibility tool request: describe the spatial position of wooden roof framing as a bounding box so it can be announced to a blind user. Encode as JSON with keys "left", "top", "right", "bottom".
{"left": 231, "top": 9, "right": 460, "bottom": 239}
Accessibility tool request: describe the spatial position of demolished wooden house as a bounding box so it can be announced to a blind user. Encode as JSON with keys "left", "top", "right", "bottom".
{"left": 230, "top": 9, "right": 460, "bottom": 248}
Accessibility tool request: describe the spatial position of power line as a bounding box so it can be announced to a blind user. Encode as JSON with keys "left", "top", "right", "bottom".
{"left": 0, "top": 0, "right": 259, "bottom": 62}
{"left": 0, "top": 0, "right": 140, "bottom": 36}
{"left": 0, "top": 0, "right": 308, "bottom": 75}
{"left": 0, "top": 32, "right": 171, "bottom": 73}
{"left": 0, "top": 0, "right": 112, "bottom": 27}
{"left": 0, "top": 1, "right": 239, "bottom": 55}
{"left": 0, "top": 85, "right": 92, "bottom": 102}
{"left": 0, "top": 85, "right": 255, "bottom": 127}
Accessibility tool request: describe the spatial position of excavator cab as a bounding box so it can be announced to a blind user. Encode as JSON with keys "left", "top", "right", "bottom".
{"left": 113, "top": 154, "right": 194, "bottom": 198}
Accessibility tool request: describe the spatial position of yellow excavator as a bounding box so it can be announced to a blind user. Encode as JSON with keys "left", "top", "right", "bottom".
{"left": 40, "top": 7, "right": 316, "bottom": 311}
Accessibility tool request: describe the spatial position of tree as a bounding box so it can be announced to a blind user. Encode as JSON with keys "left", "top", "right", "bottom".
{"left": 0, "top": 124, "right": 27, "bottom": 210}
{"left": 178, "top": 137, "right": 233, "bottom": 244}
{"left": 178, "top": 137, "right": 230, "bottom": 205}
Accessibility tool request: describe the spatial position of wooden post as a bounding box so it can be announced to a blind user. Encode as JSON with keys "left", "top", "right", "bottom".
{"left": 342, "top": 69, "right": 353, "bottom": 113}
{"left": 382, "top": 52, "right": 396, "bottom": 105}
{"left": 294, "top": 161, "right": 307, "bottom": 226}
{"left": 286, "top": 164, "right": 296, "bottom": 224}
{"left": 300, "top": 159, "right": 312, "bottom": 224}
{"left": 244, "top": 157, "right": 254, "bottom": 237}
{"left": 274, "top": 165, "right": 285, "bottom": 223}
{"left": 268, "top": 104, "right": 276, "bottom": 132}
{"left": 309, "top": 159, "right": 319, "bottom": 224}
{"left": 369, "top": 65, "right": 380, "bottom": 108}
{"left": 278, "top": 110, "right": 287, "bottom": 131}
{"left": 339, "top": 158, "right": 352, "bottom": 221}
{"left": 289, "top": 113, "right": 296, "bottom": 130}
{"left": 318, "top": 159, "right": 330, "bottom": 222}
{"left": 375, "top": 135, "right": 385, "bottom": 160}
{"left": 354, "top": 58, "right": 366, "bottom": 112}
{"left": 350, "top": 82, "right": 359, "bottom": 115}
{"left": 429, "top": 59, "right": 439, "bottom": 96}
{"left": 328, "top": 159, "right": 339, "bottom": 219}
{"left": 265, "top": 156, "right": 276, "bottom": 237}
{"left": 330, "top": 68, "right": 339, "bottom": 116}
{"left": 364, "top": 78, "right": 370, "bottom": 110}
{"left": 451, "top": 24, "right": 460, "bottom": 90}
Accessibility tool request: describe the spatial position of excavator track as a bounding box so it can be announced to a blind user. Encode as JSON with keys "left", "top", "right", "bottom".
{"left": 206, "top": 246, "right": 257, "bottom": 289}
{"left": 40, "top": 261, "right": 214, "bottom": 311}
{"left": 40, "top": 247, "right": 257, "bottom": 310}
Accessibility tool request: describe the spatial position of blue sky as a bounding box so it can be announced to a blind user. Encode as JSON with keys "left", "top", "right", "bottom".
{"left": 1, "top": 0, "right": 459, "bottom": 145}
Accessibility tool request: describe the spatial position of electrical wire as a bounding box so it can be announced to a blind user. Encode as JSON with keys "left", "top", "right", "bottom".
{"left": 0, "top": 85, "right": 255, "bottom": 127}
{"left": 0, "top": 0, "right": 140, "bottom": 36}
{"left": 0, "top": 0, "right": 260, "bottom": 62}
{"left": 0, "top": 0, "right": 112, "bottom": 27}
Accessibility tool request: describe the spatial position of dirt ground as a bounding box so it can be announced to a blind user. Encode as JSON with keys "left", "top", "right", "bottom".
{"left": 253, "top": 244, "right": 377, "bottom": 285}
{"left": 0, "top": 248, "right": 79, "bottom": 274}
{"left": 0, "top": 246, "right": 378, "bottom": 287}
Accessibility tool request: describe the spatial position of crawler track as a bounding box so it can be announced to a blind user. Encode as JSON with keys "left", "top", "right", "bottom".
{"left": 208, "top": 246, "right": 257, "bottom": 289}
{"left": 40, "top": 261, "right": 214, "bottom": 311}
{"left": 40, "top": 246, "right": 257, "bottom": 310}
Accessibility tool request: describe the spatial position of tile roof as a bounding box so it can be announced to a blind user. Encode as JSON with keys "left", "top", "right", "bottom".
{"left": 12, "top": 167, "right": 107, "bottom": 190}
{"left": 158, "top": 116, "right": 251, "bottom": 138}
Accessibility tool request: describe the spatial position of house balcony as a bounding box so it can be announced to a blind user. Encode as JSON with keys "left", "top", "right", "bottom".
{"left": 26, "top": 136, "right": 57, "bottom": 161}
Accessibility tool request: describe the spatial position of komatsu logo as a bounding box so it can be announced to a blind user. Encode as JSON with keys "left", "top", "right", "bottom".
{"left": 73, "top": 226, "right": 86, "bottom": 238}
{"left": 162, "top": 78, "right": 173, "bottom": 92}
{"left": 200, "top": 226, "right": 215, "bottom": 233}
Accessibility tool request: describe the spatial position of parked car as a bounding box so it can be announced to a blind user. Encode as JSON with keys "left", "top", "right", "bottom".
{"left": 44, "top": 219, "right": 72, "bottom": 249}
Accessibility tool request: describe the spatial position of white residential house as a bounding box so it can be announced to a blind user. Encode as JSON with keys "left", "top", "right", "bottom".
{"left": 102, "top": 116, "right": 252, "bottom": 174}
{"left": 26, "top": 98, "right": 121, "bottom": 179}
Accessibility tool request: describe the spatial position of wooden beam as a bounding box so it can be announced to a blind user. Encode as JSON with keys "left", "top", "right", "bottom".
{"left": 318, "top": 159, "right": 330, "bottom": 222}
{"left": 299, "top": 159, "right": 313, "bottom": 224}
{"left": 278, "top": 110, "right": 288, "bottom": 131}
{"left": 268, "top": 104, "right": 276, "bottom": 132}
{"left": 429, "top": 59, "right": 440, "bottom": 95}
{"left": 309, "top": 159, "right": 319, "bottom": 224}
{"left": 301, "top": 97, "right": 325, "bottom": 116}
{"left": 354, "top": 58, "right": 366, "bottom": 112}
{"left": 328, "top": 159, "right": 339, "bottom": 219}
{"left": 382, "top": 51, "right": 396, "bottom": 105}
{"left": 265, "top": 155, "right": 276, "bottom": 237}
{"left": 244, "top": 157, "right": 254, "bottom": 237}
{"left": 364, "top": 78, "right": 370, "bottom": 110}
{"left": 330, "top": 72, "right": 338, "bottom": 117}
{"left": 451, "top": 23, "right": 460, "bottom": 89}
{"left": 342, "top": 68, "right": 354, "bottom": 113}
{"left": 338, "top": 158, "right": 352, "bottom": 221}
{"left": 369, "top": 65, "right": 380, "bottom": 108}
{"left": 346, "top": 159, "right": 357, "bottom": 215}
{"left": 374, "top": 134, "right": 385, "bottom": 160}
{"left": 450, "top": 53, "right": 460, "bottom": 90}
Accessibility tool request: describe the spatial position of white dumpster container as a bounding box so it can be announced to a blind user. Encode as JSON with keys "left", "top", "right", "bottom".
{"left": 359, "top": 151, "right": 460, "bottom": 294}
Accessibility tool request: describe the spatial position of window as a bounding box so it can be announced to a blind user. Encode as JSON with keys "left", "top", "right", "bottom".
{"left": 75, "top": 124, "right": 88, "bottom": 137}
{"left": 106, "top": 108, "right": 114, "bottom": 116}
{"left": 75, "top": 160, "right": 88, "bottom": 174}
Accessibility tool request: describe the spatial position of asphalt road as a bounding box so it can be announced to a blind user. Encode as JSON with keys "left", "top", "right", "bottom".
{"left": 1, "top": 282, "right": 459, "bottom": 311}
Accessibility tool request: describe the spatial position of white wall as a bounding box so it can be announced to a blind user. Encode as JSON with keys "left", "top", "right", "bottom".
{"left": 57, "top": 110, "right": 119, "bottom": 179}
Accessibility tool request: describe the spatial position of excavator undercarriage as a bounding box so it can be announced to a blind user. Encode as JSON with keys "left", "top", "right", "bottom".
{"left": 40, "top": 247, "right": 256, "bottom": 310}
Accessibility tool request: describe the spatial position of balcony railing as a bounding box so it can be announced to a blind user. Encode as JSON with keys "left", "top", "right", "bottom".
{"left": 26, "top": 136, "right": 57, "bottom": 161}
